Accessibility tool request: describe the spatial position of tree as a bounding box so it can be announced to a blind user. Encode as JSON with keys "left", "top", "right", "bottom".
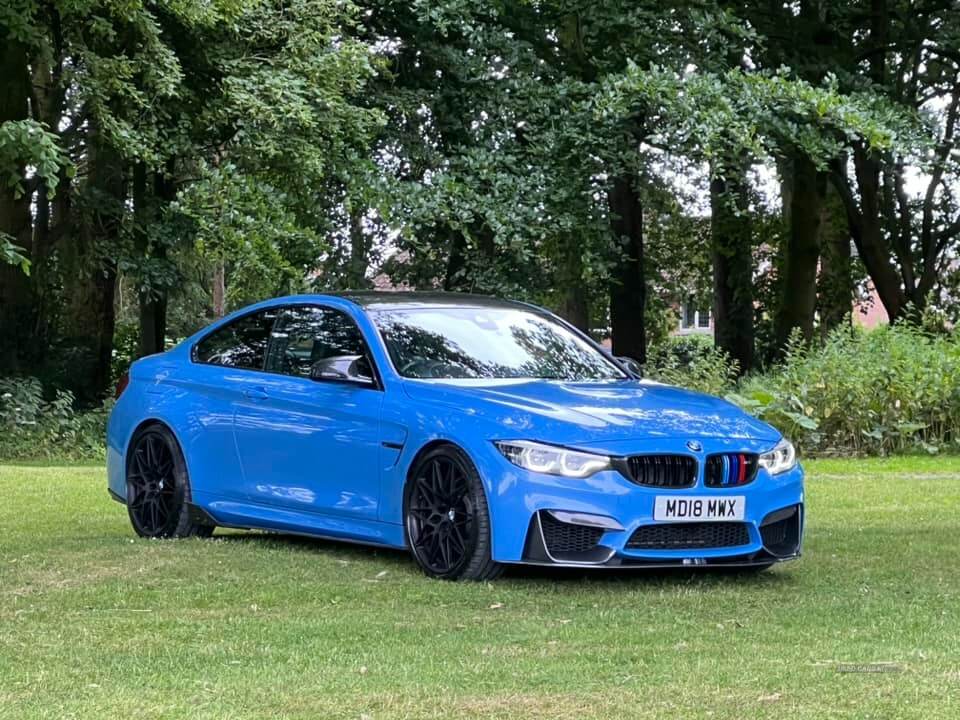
{"left": 602, "top": 53, "right": 914, "bottom": 367}
{"left": 362, "top": 0, "right": 742, "bottom": 363}
{"left": 0, "top": 0, "right": 381, "bottom": 400}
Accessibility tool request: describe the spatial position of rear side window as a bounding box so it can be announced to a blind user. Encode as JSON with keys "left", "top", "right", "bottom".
{"left": 267, "top": 306, "right": 371, "bottom": 378}
{"left": 194, "top": 309, "right": 279, "bottom": 370}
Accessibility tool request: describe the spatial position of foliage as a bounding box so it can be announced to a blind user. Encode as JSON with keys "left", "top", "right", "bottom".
{"left": 0, "top": 119, "right": 70, "bottom": 198}
{"left": 4, "top": 0, "right": 960, "bottom": 414}
{"left": 0, "top": 377, "right": 108, "bottom": 460}
{"left": 646, "top": 324, "right": 960, "bottom": 456}
{"left": 644, "top": 334, "right": 740, "bottom": 397}
{"left": 733, "top": 326, "right": 960, "bottom": 456}
{"left": 111, "top": 320, "right": 141, "bottom": 383}
{"left": 1, "top": 232, "right": 31, "bottom": 274}
{"left": 600, "top": 65, "right": 923, "bottom": 175}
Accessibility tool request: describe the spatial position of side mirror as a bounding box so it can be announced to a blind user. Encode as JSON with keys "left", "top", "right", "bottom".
{"left": 616, "top": 356, "right": 643, "bottom": 378}
{"left": 309, "top": 355, "right": 375, "bottom": 386}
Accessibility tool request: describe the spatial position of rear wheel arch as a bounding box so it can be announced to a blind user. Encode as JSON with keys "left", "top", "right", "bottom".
{"left": 123, "top": 420, "right": 214, "bottom": 538}
{"left": 125, "top": 418, "right": 189, "bottom": 478}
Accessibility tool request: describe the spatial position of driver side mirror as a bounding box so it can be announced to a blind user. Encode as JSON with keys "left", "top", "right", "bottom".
{"left": 616, "top": 356, "right": 643, "bottom": 378}
{"left": 309, "top": 355, "right": 376, "bottom": 386}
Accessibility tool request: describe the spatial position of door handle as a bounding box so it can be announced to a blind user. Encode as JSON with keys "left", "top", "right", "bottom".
{"left": 243, "top": 387, "right": 268, "bottom": 401}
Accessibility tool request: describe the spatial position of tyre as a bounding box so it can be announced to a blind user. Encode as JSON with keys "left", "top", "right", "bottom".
{"left": 125, "top": 423, "right": 214, "bottom": 539}
{"left": 404, "top": 444, "right": 503, "bottom": 581}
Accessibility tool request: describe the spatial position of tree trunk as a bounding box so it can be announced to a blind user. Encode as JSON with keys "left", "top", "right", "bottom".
{"left": 774, "top": 154, "right": 826, "bottom": 352}
{"left": 212, "top": 260, "right": 226, "bottom": 318}
{"left": 817, "top": 182, "right": 853, "bottom": 336}
{"left": 830, "top": 150, "right": 907, "bottom": 321}
{"left": 557, "top": 239, "right": 589, "bottom": 331}
{"left": 608, "top": 174, "right": 646, "bottom": 363}
{"left": 134, "top": 163, "right": 173, "bottom": 357}
{"left": 28, "top": 40, "right": 70, "bottom": 355}
{"left": 710, "top": 161, "right": 754, "bottom": 374}
{"left": 443, "top": 231, "right": 467, "bottom": 291}
{"left": 60, "top": 123, "right": 122, "bottom": 402}
{"left": 0, "top": 38, "right": 35, "bottom": 372}
{"left": 345, "top": 205, "right": 372, "bottom": 289}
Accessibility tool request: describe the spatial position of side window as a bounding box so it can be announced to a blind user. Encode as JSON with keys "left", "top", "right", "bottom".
{"left": 268, "top": 306, "right": 373, "bottom": 380}
{"left": 194, "top": 309, "right": 279, "bottom": 370}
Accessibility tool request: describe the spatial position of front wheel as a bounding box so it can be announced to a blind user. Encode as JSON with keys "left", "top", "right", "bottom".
{"left": 125, "top": 423, "right": 214, "bottom": 539}
{"left": 404, "top": 445, "right": 502, "bottom": 581}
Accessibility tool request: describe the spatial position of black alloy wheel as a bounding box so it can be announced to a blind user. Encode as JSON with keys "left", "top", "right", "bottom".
{"left": 126, "top": 424, "right": 213, "bottom": 539}
{"left": 404, "top": 445, "right": 502, "bottom": 581}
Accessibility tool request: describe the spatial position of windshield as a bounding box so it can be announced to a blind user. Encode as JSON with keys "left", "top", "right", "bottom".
{"left": 370, "top": 306, "right": 627, "bottom": 381}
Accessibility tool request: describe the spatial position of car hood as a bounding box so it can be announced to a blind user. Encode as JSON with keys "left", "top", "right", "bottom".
{"left": 400, "top": 378, "right": 780, "bottom": 445}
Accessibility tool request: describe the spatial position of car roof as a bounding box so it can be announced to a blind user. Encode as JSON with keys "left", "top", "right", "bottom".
{"left": 332, "top": 291, "right": 535, "bottom": 312}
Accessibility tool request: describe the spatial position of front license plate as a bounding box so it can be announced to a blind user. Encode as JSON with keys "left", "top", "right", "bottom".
{"left": 653, "top": 495, "right": 745, "bottom": 522}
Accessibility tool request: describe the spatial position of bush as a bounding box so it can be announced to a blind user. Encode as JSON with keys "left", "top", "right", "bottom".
{"left": 649, "top": 324, "right": 960, "bottom": 456}
{"left": 5, "top": 324, "right": 960, "bottom": 462}
{"left": 645, "top": 335, "right": 740, "bottom": 397}
{"left": 0, "top": 377, "right": 109, "bottom": 461}
{"left": 733, "top": 326, "right": 960, "bottom": 456}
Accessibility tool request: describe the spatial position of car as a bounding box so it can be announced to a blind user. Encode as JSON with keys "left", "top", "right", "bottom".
{"left": 106, "top": 292, "right": 804, "bottom": 580}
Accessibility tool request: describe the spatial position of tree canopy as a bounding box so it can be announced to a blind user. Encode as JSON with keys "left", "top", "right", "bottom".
{"left": 3, "top": 0, "right": 960, "bottom": 400}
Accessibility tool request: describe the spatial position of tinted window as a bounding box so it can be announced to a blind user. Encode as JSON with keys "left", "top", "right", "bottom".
{"left": 371, "top": 307, "right": 626, "bottom": 381}
{"left": 268, "top": 306, "right": 372, "bottom": 379}
{"left": 194, "top": 309, "right": 279, "bottom": 369}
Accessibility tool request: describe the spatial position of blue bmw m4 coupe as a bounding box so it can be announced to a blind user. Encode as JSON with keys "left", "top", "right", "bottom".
{"left": 107, "top": 292, "right": 804, "bottom": 580}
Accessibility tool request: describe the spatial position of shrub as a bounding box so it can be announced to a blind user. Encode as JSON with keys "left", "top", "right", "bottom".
{"left": 5, "top": 324, "right": 960, "bottom": 462}
{"left": 649, "top": 324, "right": 960, "bottom": 456}
{"left": 734, "top": 326, "right": 960, "bottom": 455}
{"left": 0, "top": 377, "right": 109, "bottom": 461}
{"left": 644, "top": 335, "right": 740, "bottom": 397}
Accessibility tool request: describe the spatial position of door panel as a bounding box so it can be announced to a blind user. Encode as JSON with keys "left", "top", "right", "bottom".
{"left": 232, "top": 304, "right": 384, "bottom": 520}
{"left": 234, "top": 375, "right": 383, "bottom": 518}
{"left": 183, "top": 307, "right": 280, "bottom": 502}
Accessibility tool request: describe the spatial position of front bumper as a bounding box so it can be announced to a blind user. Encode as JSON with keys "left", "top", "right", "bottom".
{"left": 476, "top": 437, "right": 805, "bottom": 567}
{"left": 520, "top": 503, "right": 803, "bottom": 568}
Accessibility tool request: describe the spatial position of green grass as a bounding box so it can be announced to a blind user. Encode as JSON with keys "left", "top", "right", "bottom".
{"left": 2, "top": 459, "right": 959, "bottom": 719}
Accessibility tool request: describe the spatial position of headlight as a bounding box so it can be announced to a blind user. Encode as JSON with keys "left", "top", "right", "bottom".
{"left": 759, "top": 438, "right": 797, "bottom": 475}
{"left": 494, "top": 440, "right": 612, "bottom": 478}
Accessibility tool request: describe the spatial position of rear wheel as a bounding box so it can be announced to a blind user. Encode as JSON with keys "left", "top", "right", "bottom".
{"left": 126, "top": 424, "right": 214, "bottom": 539}
{"left": 404, "top": 445, "right": 502, "bottom": 581}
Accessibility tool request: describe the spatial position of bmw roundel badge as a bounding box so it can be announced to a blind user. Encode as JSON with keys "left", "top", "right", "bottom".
{"left": 686, "top": 440, "right": 703, "bottom": 452}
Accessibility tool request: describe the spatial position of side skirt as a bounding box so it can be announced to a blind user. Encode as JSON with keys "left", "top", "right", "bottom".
{"left": 196, "top": 496, "right": 408, "bottom": 549}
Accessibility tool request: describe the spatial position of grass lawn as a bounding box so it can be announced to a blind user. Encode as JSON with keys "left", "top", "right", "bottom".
{"left": 2, "top": 458, "right": 959, "bottom": 719}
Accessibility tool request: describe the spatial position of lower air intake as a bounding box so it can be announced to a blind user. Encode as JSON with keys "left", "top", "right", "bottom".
{"left": 540, "top": 511, "right": 604, "bottom": 555}
{"left": 626, "top": 522, "right": 750, "bottom": 550}
{"left": 760, "top": 504, "right": 803, "bottom": 557}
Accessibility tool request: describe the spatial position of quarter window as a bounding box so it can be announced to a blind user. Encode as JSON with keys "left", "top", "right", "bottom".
{"left": 194, "top": 309, "right": 279, "bottom": 369}
{"left": 268, "top": 306, "right": 373, "bottom": 380}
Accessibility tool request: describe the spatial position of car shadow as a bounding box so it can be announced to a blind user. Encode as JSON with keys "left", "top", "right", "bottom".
{"left": 214, "top": 529, "right": 412, "bottom": 566}
{"left": 213, "top": 529, "right": 792, "bottom": 586}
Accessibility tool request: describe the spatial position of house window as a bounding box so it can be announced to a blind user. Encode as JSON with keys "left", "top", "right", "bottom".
{"left": 679, "top": 300, "right": 712, "bottom": 332}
